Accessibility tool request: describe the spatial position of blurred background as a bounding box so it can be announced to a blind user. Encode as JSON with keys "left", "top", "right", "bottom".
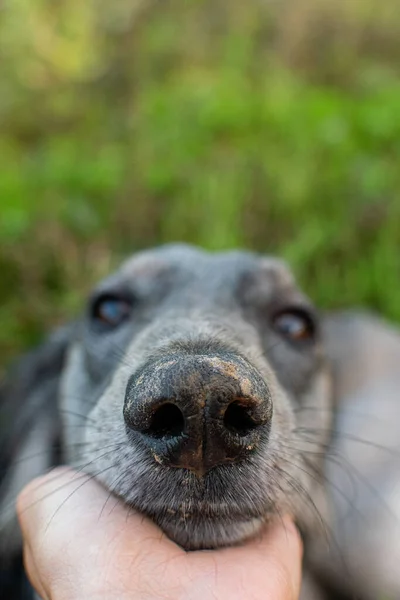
{"left": 0, "top": 0, "right": 399, "bottom": 366}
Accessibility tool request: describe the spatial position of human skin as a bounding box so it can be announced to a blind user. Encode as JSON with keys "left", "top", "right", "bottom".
{"left": 17, "top": 468, "right": 303, "bottom": 600}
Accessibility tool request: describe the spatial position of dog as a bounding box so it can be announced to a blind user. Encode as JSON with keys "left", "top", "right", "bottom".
{"left": 1, "top": 244, "right": 399, "bottom": 599}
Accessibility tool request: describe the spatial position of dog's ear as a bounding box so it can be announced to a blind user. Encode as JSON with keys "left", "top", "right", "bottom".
{"left": 0, "top": 324, "right": 75, "bottom": 559}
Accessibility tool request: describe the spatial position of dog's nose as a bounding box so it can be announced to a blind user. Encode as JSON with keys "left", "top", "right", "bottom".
{"left": 123, "top": 354, "right": 272, "bottom": 475}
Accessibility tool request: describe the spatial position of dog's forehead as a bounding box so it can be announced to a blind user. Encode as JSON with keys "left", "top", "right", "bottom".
{"left": 113, "top": 244, "right": 295, "bottom": 291}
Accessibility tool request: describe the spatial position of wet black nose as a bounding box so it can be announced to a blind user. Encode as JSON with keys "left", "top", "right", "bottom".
{"left": 123, "top": 353, "right": 272, "bottom": 475}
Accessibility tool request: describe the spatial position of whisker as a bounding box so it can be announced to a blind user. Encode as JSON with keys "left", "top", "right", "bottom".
{"left": 16, "top": 447, "right": 122, "bottom": 521}
{"left": 283, "top": 443, "right": 362, "bottom": 513}
{"left": 44, "top": 464, "right": 119, "bottom": 533}
{"left": 58, "top": 409, "right": 98, "bottom": 425}
{"left": 294, "top": 426, "right": 400, "bottom": 458}
{"left": 275, "top": 459, "right": 330, "bottom": 542}
{"left": 4, "top": 437, "right": 127, "bottom": 474}
{"left": 15, "top": 443, "right": 125, "bottom": 508}
{"left": 276, "top": 459, "right": 353, "bottom": 587}
{"left": 98, "top": 471, "right": 127, "bottom": 521}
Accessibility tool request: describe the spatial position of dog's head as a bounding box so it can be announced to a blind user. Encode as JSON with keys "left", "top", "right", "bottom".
{"left": 1, "top": 244, "right": 332, "bottom": 552}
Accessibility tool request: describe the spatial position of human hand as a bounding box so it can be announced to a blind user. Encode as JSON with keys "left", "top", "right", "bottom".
{"left": 17, "top": 467, "right": 302, "bottom": 600}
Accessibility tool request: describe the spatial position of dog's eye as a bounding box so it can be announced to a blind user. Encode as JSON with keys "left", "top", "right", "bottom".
{"left": 92, "top": 295, "right": 132, "bottom": 328}
{"left": 273, "top": 310, "right": 315, "bottom": 342}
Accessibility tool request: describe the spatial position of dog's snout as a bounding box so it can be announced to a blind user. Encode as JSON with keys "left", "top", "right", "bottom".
{"left": 124, "top": 354, "right": 272, "bottom": 475}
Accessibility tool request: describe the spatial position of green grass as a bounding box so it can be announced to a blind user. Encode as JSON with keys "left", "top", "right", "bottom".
{"left": 1, "top": 0, "right": 400, "bottom": 365}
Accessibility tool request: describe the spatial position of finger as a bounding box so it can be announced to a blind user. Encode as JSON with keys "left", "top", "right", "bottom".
{"left": 247, "top": 517, "right": 303, "bottom": 599}
{"left": 189, "top": 517, "right": 303, "bottom": 600}
{"left": 17, "top": 466, "right": 179, "bottom": 552}
{"left": 17, "top": 467, "right": 183, "bottom": 597}
{"left": 23, "top": 543, "right": 50, "bottom": 600}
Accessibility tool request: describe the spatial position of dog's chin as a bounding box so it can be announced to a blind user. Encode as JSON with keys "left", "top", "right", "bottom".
{"left": 154, "top": 514, "right": 266, "bottom": 550}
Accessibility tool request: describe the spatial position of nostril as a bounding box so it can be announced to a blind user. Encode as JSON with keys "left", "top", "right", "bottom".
{"left": 223, "top": 400, "right": 259, "bottom": 437}
{"left": 146, "top": 403, "right": 185, "bottom": 439}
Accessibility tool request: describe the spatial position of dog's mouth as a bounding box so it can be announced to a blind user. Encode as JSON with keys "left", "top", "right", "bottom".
{"left": 140, "top": 489, "right": 268, "bottom": 550}
{"left": 145, "top": 499, "right": 265, "bottom": 524}
{"left": 157, "top": 512, "right": 266, "bottom": 550}
{"left": 110, "top": 458, "right": 273, "bottom": 550}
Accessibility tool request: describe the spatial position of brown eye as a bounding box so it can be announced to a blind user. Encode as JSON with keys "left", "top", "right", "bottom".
{"left": 92, "top": 295, "right": 132, "bottom": 328}
{"left": 273, "top": 310, "right": 315, "bottom": 342}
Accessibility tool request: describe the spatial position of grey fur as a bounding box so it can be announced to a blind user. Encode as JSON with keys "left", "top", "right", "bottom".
{"left": 0, "top": 244, "right": 399, "bottom": 599}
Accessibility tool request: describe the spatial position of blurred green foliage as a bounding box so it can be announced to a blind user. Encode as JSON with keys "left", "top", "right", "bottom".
{"left": 1, "top": 0, "right": 400, "bottom": 364}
